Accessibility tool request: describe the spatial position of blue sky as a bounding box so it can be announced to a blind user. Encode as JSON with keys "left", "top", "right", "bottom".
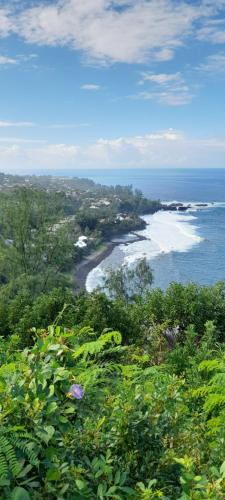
{"left": 1, "top": 0, "right": 225, "bottom": 171}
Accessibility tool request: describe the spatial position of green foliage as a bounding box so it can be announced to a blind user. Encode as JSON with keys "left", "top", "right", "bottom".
{"left": 193, "top": 353, "right": 225, "bottom": 435}
{"left": 103, "top": 257, "right": 153, "bottom": 302}
{"left": 1, "top": 184, "right": 225, "bottom": 497}
{"left": 72, "top": 330, "right": 122, "bottom": 359}
{"left": 0, "top": 321, "right": 225, "bottom": 498}
{"left": 0, "top": 188, "right": 68, "bottom": 280}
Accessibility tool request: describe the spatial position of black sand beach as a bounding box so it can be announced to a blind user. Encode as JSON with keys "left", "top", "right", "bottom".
{"left": 74, "top": 232, "right": 149, "bottom": 291}
{"left": 74, "top": 241, "right": 117, "bottom": 290}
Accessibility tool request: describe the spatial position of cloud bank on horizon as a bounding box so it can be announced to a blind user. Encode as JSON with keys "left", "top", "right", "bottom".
{"left": 1, "top": 0, "right": 225, "bottom": 171}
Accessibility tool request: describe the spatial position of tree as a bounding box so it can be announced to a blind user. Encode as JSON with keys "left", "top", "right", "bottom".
{"left": 0, "top": 188, "right": 75, "bottom": 296}
{"left": 103, "top": 257, "right": 153, "bottom": 302}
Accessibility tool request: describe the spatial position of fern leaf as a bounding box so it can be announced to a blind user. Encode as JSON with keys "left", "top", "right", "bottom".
{"left": 198, "top": 359, "right": 223, "bottom": 372}
{"left": 13, "top": 439, "right": 39, "bottom": 467}
{"left": 73, "top": 331, "right": 122, "bottom": 360}
{"left": 203, "top": 393, "right": 225, "bottom": 413}
{"left": 0, "top": 452, "right": 8, "bottom": 478}
{"left": 0, "top": 435, "right": 21, "bottom": 477}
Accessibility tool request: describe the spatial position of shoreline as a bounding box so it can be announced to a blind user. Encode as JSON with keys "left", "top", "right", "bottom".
{"left": 74, "top": 233, "right": 148, "bottom": 291}
{"left": 74, "top": 201, "right": 209, "bottom": 292}
{"left": 74, "top": 241, "right": 118, "bottom": 290}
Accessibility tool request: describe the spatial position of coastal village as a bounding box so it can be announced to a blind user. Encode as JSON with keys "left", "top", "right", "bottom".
{"left": 0, "top": 171, "right": 198, "bottom": 288}
{"left": 0, "top": 171, "right": 158, "bottom": 251}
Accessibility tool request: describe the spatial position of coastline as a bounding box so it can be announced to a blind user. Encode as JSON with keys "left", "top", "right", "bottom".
{"left": 74, "top": 202, "right": 200, "bottom": 292}
{"left": 74, "top": 233, "right": 148, "bottom": 291}
{"left": 74, "top": 241, "right": 117, "bottom": 290}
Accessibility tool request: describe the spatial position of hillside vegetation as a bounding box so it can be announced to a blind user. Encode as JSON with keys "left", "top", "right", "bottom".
{"left": 0, "top": 180, "right": 225, "bottom": 498}
{"left": 1, "top": 279, "right": 225, "bottom": 499}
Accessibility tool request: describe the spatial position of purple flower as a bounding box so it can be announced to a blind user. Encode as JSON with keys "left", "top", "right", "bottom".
{"left": 70, "top": 384, "right": 84, "bottom": 400}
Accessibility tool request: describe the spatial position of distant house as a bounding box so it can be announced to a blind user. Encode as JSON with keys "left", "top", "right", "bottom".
{"left": 74, "top": 236, "right": 88, "bottom": 248}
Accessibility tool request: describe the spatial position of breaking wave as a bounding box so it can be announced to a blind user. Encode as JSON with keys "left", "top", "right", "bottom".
{"left": 86, "top": 204, "right": 207, "bottom": 292}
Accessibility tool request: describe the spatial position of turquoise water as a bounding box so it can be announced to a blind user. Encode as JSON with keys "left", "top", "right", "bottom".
{"left": 150, "top": 206, "right": 225, "bottom": 288}
{"left": 68, "top": 168, "right": 225, "bottom": 289}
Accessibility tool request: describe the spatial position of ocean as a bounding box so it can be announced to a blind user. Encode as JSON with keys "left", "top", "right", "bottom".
{"left": 69, "top": 168, "right": 225, "bottom": 202}
{"left": 66, "top": 168, "right": 225, "bottom": 291}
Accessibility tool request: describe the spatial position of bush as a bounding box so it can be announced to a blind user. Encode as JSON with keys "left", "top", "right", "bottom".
{"left": 1, "top": 325, "right": 225, "bottom": 498}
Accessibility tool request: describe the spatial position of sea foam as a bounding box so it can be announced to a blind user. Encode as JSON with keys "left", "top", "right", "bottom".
{"left": 86, "top": 208, "right": 204, "bottom": 292}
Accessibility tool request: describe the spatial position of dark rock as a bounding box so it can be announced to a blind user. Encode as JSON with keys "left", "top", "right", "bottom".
{"left": 162, "top": 203, "right": 191, "bottom": 212}
{"left": 178, "top": 205, "right": 191, "bottom": 211}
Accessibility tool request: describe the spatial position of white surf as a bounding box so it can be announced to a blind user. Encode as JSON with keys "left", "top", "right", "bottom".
{"left": 86, "top": 207, "right": 204, "bottom": 292}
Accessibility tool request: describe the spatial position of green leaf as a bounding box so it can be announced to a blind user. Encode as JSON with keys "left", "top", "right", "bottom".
{"left": 11, "top": 487, "right": 30, "bottom": 500}
{"left": 0, "top": 379, "right": 6, "bottom": 392}
{"left": 48, "top": 325, "right": 55, "bottom": 335}
{"left": 106, "top": 485, "right": 117, "bottom": 495}
{"left": 114, "top": 470, "right": 121, "bottom": 485}
{"left": 97, "top": 482, "right": 107, "bottom": 498}
{"left": 48, "top": 384, "right": 55, "bottom": 398}
{"left": 46, "top": 468, "right": 61, "bottom": 481}
{"left": 17, "top": 464, "right": 33, "bottom": 479}
{"left": 48, "top": 343, "right": 62, "bottom": 351}
{"left": 64, "top": 405, "right": 76, "bottom": 414}
{"left": 46, "top": 402, "right": 58, "bottom": 415}
{"left": 39, "top": 425, "right": 55, "bottom": 444}
{"left": 0, "top": 478, "right": 10, "bottom": 487}
{"left": 75, "top": 479, "right": 86, "bottom": 490}
{"left": 220, "top": 461, "right": 225, "bottom": 478}
{"left": 120, "top": 486, "right": 136, "bottom": 495}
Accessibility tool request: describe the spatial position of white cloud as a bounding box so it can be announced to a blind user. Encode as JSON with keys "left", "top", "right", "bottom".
{"left": 197, "top": 52, "right": 225, "bottom": 74}
{"left": 0, "top": 137, "right": 46, "bottom": 144}
{"left": 138, "top": 91, "right": 193, "bottom": 106}
{"left": 15, "top": 0, "right": 201, "bottom": 65}
{"left": 154, "top": 48, "right": 175, "bottom": 61}
{"left": 140, "top": 72, "right": 182, "bottom": 85}
{"left": 0, "top": 8, "right": 13, "bottom": 37}
{"left": 0, "top": 121, "right": 35, "bottom": 127}
{"left": 0, "top": 142, "right": 80, "bottom": 172}
{"left": 0, "top": 1, "right": 224, "bottom": 67}
{"left": 0, "top": 121, "right": 90, "bottom": 130}
{"left": 0, "top": 52, "right": 39, "bottom": 69}
{"left": 0, "top": 53, "right": 39, "bottom": 68}
{"left": 85, "top": 131, "right": 225, "bottom": 168}
{"left": 81, "top": 84, "right": 101, "bottom": 90}
{"left": 197, "top": 19, "right": 225, "bottom": 44}
{"left": 2, "top": 129, "right": 225, "bottom": 171}
{"left": 0, "top": 55, "right": 18, "bottom": 65}
{"left": 136, "top": 72, "right": 194, "bottom": 106}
